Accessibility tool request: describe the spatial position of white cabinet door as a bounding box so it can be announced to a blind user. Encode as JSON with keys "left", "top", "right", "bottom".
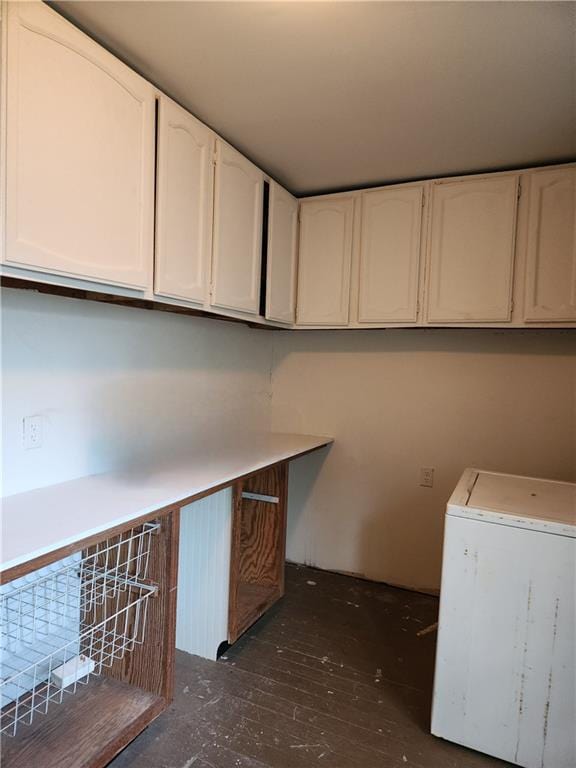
{"left": 426, "top": 176, "right": 519, "bottom": 323}
{"left": 266, "top": 182, "right": 298, "bottom": 324}
{"left": 358, "top": 186, "right": 423, "bottom": 323}
{"left": 523, "top": 167, "right": 576, "bottom": 322}
{"left": 211, "top": 141, "right": 263, "bottom": 314}
{"left": 155, "top": 97, "right": 214, "bottom": 304}
{"left": 4, "top": 1, "right": 155, "bottom": 289}
{"left": 297, "top": 197, "right": 354, "bottom": 326}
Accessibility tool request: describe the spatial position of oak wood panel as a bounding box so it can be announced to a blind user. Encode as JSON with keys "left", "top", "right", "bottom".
{"left": 0, "top": 677, "right": 164, "bottom": 768}
{"left": 241, "top": 463, "right": 288, "bottom": 596}
{"left": 228, "top": 479, "right": 247, "bottom": 644}
{"left": 229, "top": 463, "right": 288, "bottom": 643}
{"left": 238, "top": 502, "right": 282, "bottom": 586}
{"left": 87, "top": 510, "right": 180, "bottom": 700}
{"left": 235, "top": 583, "right": 279, "bottom": 635}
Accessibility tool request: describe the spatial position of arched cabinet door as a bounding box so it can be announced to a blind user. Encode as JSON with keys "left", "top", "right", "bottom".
{"left": 155, "top": 97, "right": 215, "bottom": 304}
{"left": 358, "top": 185, "right": 424, "bottom": 324}
{"left": 426, "top": 176, "right": 519, "bottom": 323}
{"left": 211, "top": 141, "right": 264, "bottom": 314}
{"left": 523, "top": 167, "right": 576, "bottom": 322}
{"left": 266, "top": 182, "right": 298, "bottom": 324}
{"left": 4, "top": 1, "right": 155, "bottom": 289}
{"left": 296, "top": 197, "right": 354, "bottom": 326}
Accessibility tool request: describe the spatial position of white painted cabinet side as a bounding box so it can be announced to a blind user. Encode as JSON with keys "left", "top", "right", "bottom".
{"left": 176, "top": 488, "right": 232, "bottom": 661}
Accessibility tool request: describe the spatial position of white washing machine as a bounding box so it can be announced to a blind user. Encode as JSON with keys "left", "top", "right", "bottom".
{"left": 432, "top": 468, "right": 575, "bottom": 768}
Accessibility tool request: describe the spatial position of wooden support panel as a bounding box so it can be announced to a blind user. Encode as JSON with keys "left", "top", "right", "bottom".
{"left": 228, "top": 463, "right": 288, "bottom": 643}
{"left": 0, "top": 507, "right": 180, "bottom": 768}
{"left": 91, "top": 509, "right": 180, "bottom": 702}
{"left": 0, "top": 677, "right": 164, "bottom": 768}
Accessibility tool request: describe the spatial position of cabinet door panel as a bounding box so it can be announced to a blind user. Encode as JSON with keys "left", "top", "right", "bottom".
{"left": 4, "top": 2, "right": 155, "bottom": 289}
{"left": 266, "top": 182, "right": 298, "bottom": 324}
{"left": 524, "top": 168, "right": 576, "bottom": 322}
{"left": 297, "top": 197, "right": 354, "bottom": 326}
{"left": 211, "top": 141, "right": 263, "bottom": 314}
{"left": 427, "top": 176, "right": 518, "bottom": 323}
{"left": 155, "top": 97, "right": 214, "bottom": 304}
{"left": 228, "top": 464, "right": 288, "bottom": 644}
{"left": 358, "top": 186, "right": 423, "bottom": 323}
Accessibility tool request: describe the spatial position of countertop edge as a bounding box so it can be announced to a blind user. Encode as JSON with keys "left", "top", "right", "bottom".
{"left": 1, "top": 433, "right": 333, "bottom": 576}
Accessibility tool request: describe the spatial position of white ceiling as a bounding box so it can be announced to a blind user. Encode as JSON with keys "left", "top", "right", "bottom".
{"left": 53, "top": 1, "right": 576, "bottom": 196}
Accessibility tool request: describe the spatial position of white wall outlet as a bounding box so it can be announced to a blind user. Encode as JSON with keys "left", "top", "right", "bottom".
{"left": 23, "top": 415, "right": 43, "bottom": 449}
{"left": 420, "top": 467, "right": 434, "bottom": 488}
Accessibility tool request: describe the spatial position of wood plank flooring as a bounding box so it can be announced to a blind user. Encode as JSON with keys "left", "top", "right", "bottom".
{"left": 109, "top": 564, "right": 510, "bottom": 768}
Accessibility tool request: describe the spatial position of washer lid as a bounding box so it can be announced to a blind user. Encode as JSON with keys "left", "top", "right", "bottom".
{"left": 448, "top": 469, "right": 576, "bottom": 537}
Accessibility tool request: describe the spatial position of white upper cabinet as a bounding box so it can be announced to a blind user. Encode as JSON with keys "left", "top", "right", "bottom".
{"left": 155, "top": 97, "right": 214, "bottom": 304}
{"left": 266, "top": 182, "right": 298, "bottom": 324}
{"left": 297, "top": 197, "right": 354, "bottom": 326}
{"left": 358, "top": 186, "right": 424, "bottom": 323}
{"left": 211, "top": 140, "right": 264, "bottom": 314}
{"left": 523, "top": 167, "right": 576, "bottom": 322}
{"left": 3, "top": 1, "right": 155, "bottom": 289}
{"left": 426, "top": 175, "right": 519, "bottom": 323}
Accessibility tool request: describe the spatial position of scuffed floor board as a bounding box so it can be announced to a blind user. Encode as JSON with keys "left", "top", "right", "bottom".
{"left": 286, "top": 559, "right": 441, "bottom": 597}
{"left": 109, "top": 564, "right": 507, "bottom": 768}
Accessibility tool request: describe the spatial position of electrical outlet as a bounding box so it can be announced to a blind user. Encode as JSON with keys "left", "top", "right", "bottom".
{"left": 23, "top": 415, "right": 43, "bottom": 450}
{"left": 420, "top": 467, "right": 434, "bottom": 488}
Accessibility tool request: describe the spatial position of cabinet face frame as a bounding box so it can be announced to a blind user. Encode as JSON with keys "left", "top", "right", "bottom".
{"left": 210, "top": 140, "right": 264, "bottom": 315}
{"left": 296, "top": 196, "right": 355, "bottom": 326}
{"left": 265, "top": 181, "right": 298, "bottom": 324}
{"left": 357, "top": 184, "right": 424, "bottom": 324}
{"left": 3, "top": 1, "right": 155, "bottom": 290}
{"left": 522, "top": 167, "right": 576, "bottom": 323}
{"left": 154, "top": 96, "right": 214, "bottom": 305}
{"left": 424, "top": 174, "right": 519, "bottom": 324}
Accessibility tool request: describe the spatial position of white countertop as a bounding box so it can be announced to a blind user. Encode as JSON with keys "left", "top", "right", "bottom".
{"left": 1, "top": 432, "right": 333, "bottom": 574}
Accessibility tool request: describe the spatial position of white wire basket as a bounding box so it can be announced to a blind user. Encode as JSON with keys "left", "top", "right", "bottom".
{"left": 0, "top": 521, "right": 160, "bottom": 737}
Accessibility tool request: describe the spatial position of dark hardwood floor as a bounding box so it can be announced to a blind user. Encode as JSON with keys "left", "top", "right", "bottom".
{"left": 110, "top": 564, "right": 509, "bottom": 768}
